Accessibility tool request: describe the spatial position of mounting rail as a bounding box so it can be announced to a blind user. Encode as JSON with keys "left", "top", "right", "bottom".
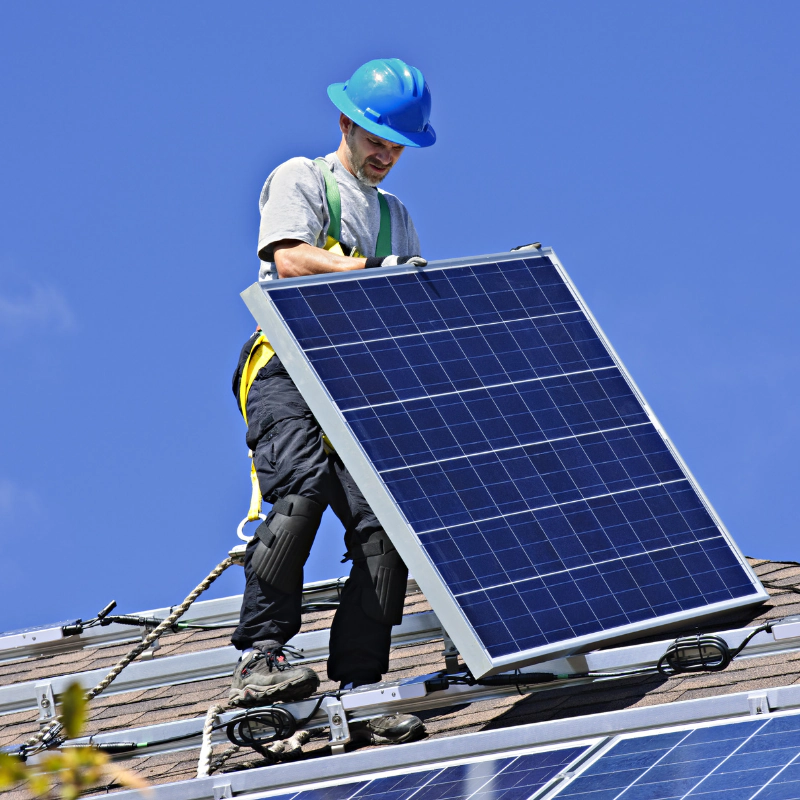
{"left": 0, "top": 578, "right": 420, "bottom": 663}
{"left": 63, "top": 617, "right": 800, "bottom": 758}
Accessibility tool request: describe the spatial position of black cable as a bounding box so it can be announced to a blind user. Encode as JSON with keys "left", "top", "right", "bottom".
{"left": 300, "top": 602, "right": 340, "bottom": 613}
{"left": 728, "top": 622, "right": 773, "bottom": 659}
{"left": 99, "top": 615, "right": 236, "bottom": 632}
{"left": 172, "top": 622, "right": 236, "bottom": 630}
{"left": 92, "top": 724, "right": 229, "bottom": 753}
{"left": 427, "top": 621, "right": 778, "bottom": 693}
{"left": 39, "top": 720, "right": 236, "bottom": 757}
{"left": 224, "top": 692, "right": 329, "bottom": 750}
{"left": 657, "top": 634, "right": 732, "bottom": 675}
{"left": 295, "top": 694, "right": 328, "bottom": 727}
{"left": 657, "top": 623, "right": 773, "bottom": 676}
{"left": 225, "top": 708, "right": 297, "bottom": 748}
{"left": 426, "top": 671, "right": 565, "bottom": 692}
{"left": 62, "top": 592, "right": 340, "bottom": 638}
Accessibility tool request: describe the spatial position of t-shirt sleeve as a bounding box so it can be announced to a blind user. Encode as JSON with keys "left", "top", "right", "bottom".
{"left": 257, "top": 158, "right": 328, "bottom": 261}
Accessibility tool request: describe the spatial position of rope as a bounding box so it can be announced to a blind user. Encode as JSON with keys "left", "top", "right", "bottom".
{"left": 88, "top": 557, "right": 234, "bottom": 700}
{"left": 26, "top": 556, "right": 236, "bottom": 753}
{"left": 208, "top": 744, "right": 241, "bottom": 775}
{"left": 197, "top": 704, "right": 227, "bottom": 778}
{"left": 280, "top": 729, "right": 310, "bottom": 755}
{"left": 24, "top": 551, "right": 311, "bottom": 771}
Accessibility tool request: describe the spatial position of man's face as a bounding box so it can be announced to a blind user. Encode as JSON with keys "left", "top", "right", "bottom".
{"left": 343, "top": 118, "right": 405, "bottom": 187}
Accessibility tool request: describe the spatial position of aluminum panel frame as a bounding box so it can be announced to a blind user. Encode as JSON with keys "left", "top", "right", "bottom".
{"left": 241, "top": 248, "right": 767, "bottom": 678}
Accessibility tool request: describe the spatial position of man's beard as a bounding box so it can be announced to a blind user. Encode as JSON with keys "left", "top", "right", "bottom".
{"left": 346, "top": 131, "right": 390, "bottom": 187}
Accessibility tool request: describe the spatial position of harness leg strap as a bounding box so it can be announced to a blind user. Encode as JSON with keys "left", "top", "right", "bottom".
{"left": 250, "top": 495, "right": 325, "bottom": 594}
{"left": 344, "top": 529, "right": 408, "bottom": 626}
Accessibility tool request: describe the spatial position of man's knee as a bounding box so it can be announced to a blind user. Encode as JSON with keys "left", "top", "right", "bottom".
{"left": 249, "top": 495, "right": 325, "bottom": 594}
{"left": 345, "top": 529, "right": 408, "bottom": 626}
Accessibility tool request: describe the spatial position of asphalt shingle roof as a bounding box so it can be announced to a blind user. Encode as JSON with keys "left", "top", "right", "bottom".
{"left": 2, "top": 559, "right": 800, "bottom": 795}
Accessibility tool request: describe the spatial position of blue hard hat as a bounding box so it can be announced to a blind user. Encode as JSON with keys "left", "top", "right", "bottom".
{"left": 328, "top": 58, "right": 436, "bottom": 148}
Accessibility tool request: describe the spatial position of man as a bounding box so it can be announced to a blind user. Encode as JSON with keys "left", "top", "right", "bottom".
{"left": 230, "top": 58, "right": 435, "bottom": 744}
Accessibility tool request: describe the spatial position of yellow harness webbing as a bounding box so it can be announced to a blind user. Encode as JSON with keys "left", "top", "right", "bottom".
{"left": 323, "top": 236, "right": 364, "bottom": 257}
{"left": 238, "top": 334, "right": 275, "bottom": 428}
{"left": 239, "top": 334, "right": 275, "bottom": 522}
{"left": 247, "top": 461, "right": 262, "bottom": 522}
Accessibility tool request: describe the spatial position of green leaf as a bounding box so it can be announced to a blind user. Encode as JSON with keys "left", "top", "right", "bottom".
{"left": 27, "top": 773, "right": 52, "bottom": 797}
{"left": 0, "top": 752, "right": 29, "bottom": 788}
{"left": 60, "top": 683, "right": 87, "bottom": 739}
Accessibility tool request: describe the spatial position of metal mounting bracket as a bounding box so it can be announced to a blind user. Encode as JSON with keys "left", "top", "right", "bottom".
{"left": 748, "top": 692, "right": 771, "bottom": 715}
{"left": 441, "top": 628, "right": 460, "bottom": 673}
{"left": 35, "top": 681, "right": 56, "bottom": 725}
{"left": 212, "top": 781, "right": 232, "bottom": 799}
{"left": 322, "top": 696, "right": 350, "bottom": 754}
{"left": 139, "top": 627, "right": 161, "bottom": 660}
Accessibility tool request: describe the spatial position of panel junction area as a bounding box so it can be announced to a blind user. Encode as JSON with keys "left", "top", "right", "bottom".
{"left": 245, "top": 250, "right": 766, "bottom": 676}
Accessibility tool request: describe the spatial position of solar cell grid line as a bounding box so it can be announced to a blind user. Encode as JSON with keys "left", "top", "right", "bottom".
{"left": 550, "top": 711, "right": 800, "bottom": 800}
{"left": 242, "top": 248, "right": 767, "bottom": 677}
{"left": 247, "top": 745, "right": 590, "bottom": 800}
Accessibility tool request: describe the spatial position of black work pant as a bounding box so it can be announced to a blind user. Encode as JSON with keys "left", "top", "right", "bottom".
{"left": 231, "top": 355, "right": 400, "bottom": 684}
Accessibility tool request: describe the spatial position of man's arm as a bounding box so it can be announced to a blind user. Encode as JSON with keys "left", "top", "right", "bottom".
{"left": 273, "top": 242, "right": 427, "bottom": 278}
{"left": 273, "top": 240, "right": 365, "bottom": 278}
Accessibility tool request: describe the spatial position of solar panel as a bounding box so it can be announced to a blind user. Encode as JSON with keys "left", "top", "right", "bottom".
{"left": 556, "top": 712, "right": 800, "bottom": 799}
{"left": 245, "top": 744, "right": 590, "bottom": 800}
{"left": 242, "top": 249, "right": 767, "bottom": 677}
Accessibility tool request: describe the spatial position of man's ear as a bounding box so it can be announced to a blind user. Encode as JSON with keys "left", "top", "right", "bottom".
{"left": 339, "top": 113, "right": 352, "bottom": 136}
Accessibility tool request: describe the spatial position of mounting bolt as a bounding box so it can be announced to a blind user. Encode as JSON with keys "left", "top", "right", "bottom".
{"left": 748, "top": 693, "right": 770, "bottom": 715}
{"left": 35, "top": 682, "right": 56, "bottom": 724}
{"left": 322, "top": 697, "right": 350, "bottom": 752}
{"left": 441, "top": 628, "right": 460, "bottom": 673}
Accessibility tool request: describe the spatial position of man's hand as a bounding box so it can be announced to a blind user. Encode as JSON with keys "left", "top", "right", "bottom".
{"left": 510, "top": 242, "right": 541, "bottom": 252}
{"left": 364, "top": 255, "right": 427, "bottom": 268}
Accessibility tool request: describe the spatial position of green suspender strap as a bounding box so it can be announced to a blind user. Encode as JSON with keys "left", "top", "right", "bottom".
{"left": 314, "top": 157, "right": 342, "bottom": 243}
{"left": 375, "top": 193, "right": 392, "bottom": 257}
{"left": 314, "top": 158, "right": 392, "bottom": 258}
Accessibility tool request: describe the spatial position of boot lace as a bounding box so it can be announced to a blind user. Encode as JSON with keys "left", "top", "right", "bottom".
{"left": 242, "top": 644, "right": 304, "bottom": 675}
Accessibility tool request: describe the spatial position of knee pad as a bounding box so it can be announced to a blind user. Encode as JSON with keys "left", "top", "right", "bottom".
{"left": 250, "top": 495, "right": 324, "bottom": 594}
{"left": 346, "top": 530, "right": 408, "bottom": 626}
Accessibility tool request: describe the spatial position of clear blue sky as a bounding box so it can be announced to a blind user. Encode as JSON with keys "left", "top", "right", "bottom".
{"left": 1, "top": 2, "right": 798, "bottom": 633}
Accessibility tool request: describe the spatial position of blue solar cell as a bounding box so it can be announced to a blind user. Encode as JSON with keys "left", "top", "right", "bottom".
{"left": 292, "top": 784, "right": 367, "bottom": 800}
{"left": 276, "top": 747, "right": 589, "bottom": 800}
{"left": 352, "top": 770, "right": 435, "bottom": 800}
{"left": 553, "top": 715, "right": 800, "bottom": 800}
{"left": 260, "top": 254, "right": 762, "bottom": 669}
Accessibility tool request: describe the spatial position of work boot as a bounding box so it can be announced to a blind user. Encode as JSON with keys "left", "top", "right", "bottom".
{"left": 340, "top": 679, "right": 426, "bottom": 745}
{"left": 229, "top": 643, "right": 319, "bottom": 707}
{"left": 349, "top": 712, "right": 426, "bottom": 745}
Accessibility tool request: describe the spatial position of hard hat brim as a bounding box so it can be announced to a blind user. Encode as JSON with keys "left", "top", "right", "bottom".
{"left": 328, "top": 83, "right": 436, "bottom": 149}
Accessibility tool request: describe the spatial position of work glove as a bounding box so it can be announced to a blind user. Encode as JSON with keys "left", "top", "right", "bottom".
{"left": 510, "top": 242, "right": 541, "bottom": 252}
{"left": 364, "top": 255, "right": 427, "bottom": 269}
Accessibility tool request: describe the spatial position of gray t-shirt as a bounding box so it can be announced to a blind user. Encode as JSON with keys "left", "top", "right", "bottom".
{"left": 257, "top": 152, "right": 421, "bottom": 280}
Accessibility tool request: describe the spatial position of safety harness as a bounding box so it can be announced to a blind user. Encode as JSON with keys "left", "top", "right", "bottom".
{"left": 313, "top": 157, "right": 392, "bottom": 259}
{"left": 238, "top": 158, "right": 392, "bottom": 528}
{"left": 236, "top": 333, "right": 276, "bottom": 526}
